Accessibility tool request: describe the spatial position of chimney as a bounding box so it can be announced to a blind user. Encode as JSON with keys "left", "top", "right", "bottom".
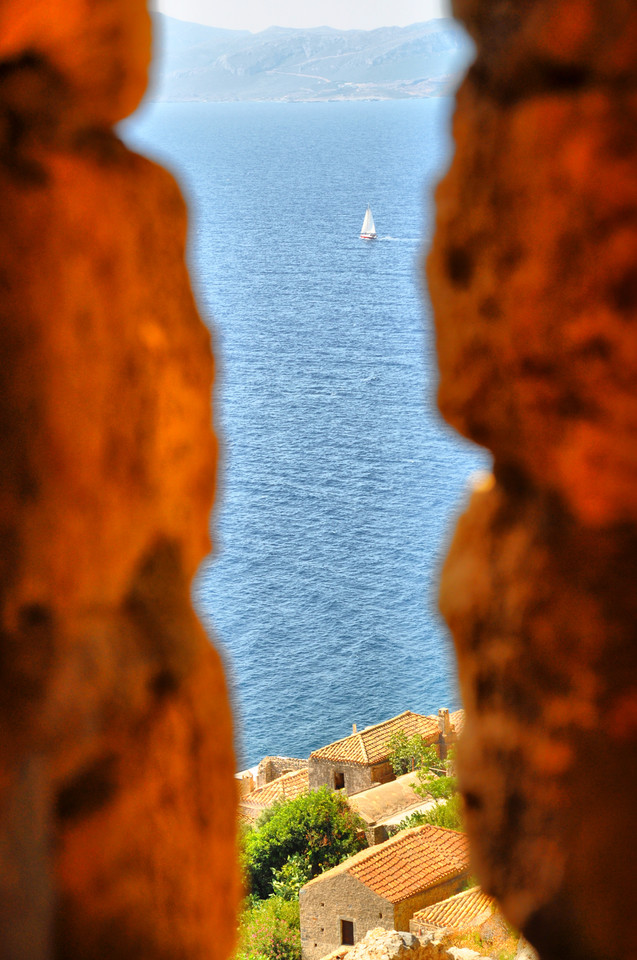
{"left": 438, "top": 708, "right": 451, "bottom": 737}
{"left": 352, "top": 723, "right": 357, "bottom": 734}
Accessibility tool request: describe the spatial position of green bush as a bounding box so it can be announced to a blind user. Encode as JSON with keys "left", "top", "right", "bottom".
{"left": 237, "top": 896, "right": 301, "bottom": 960}
{"left": 386, "top": 731, "right": 439, "bottom": 776}
{"left": 244, "top": 787, "right": 366, "bottom": 899}
{"left": 395, "top": 793, "right": 464, "bottom": 832}
{"left": 421, "top": 793, "right": 463, "bottom": 830}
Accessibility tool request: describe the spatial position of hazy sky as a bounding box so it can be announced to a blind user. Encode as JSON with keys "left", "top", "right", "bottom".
{"left": 153, "top": 0, "right": 451, "bottom": 32}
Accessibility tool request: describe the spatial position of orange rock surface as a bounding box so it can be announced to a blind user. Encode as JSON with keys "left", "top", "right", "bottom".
{"left": 0, "top": 2, "right": 239, "bottom": 957}
{"left": 431, "top": 2, "right": 637, "bottom": 958}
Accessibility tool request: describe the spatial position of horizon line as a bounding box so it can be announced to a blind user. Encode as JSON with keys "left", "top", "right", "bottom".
{"left": 154, "top": 12, "right": 451, "bottom": 35}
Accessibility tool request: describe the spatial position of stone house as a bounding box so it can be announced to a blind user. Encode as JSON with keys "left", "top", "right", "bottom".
{"left": 347, "top": 772, "right": 437, "bottom": 845}
{"left": 409, "top": 886, "right": 496, "bottom": 938}
{"left": 308, "top": 712, "right": 441, "bottom": 797}
{"left": 256, "top": 755, "right": 308, "bottom": 788}
{"left": 239, "top": 767, "right": 309, "bottom": 822}
{"left": 299, "top": 825, "right": 470, "bottom": 960}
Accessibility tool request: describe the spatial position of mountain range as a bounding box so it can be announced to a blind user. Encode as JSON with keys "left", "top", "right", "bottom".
{"left": 148, "top": 14, "right": 473, "bottom": 102}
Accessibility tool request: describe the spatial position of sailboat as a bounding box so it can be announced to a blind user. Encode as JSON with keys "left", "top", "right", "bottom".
{"left": 360, "top": 205, "right": 377, "bottom": 240}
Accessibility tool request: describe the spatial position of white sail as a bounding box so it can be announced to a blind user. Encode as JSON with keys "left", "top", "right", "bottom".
{"left": 360, "top": 206, "right": 377, "bottom": 238}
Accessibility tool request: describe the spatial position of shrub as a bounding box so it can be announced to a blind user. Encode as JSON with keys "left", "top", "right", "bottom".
{"left": 237, "top": 896, "right": 301, "bottom": 960}
{"left": 395, "top": 793, "right": 464, "bottom": 832}
{"left": 244, "top": 787, "right": 366, "bottom": 899}
{"left": 421, "top": 794, "right": 463, "bottom": 829}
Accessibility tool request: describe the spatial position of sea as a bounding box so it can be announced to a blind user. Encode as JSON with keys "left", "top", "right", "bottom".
{"left": 122, "top": 98, "right": 487, "bottom": 768}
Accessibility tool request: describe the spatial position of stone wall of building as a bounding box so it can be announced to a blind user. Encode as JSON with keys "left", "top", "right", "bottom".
{"left": 256, "top": 755, "right": 308, "bottom": 788}
{"left": 300, "top": 872, "right": 393, "bottom": 960}
{"left": 370, "top": 761, "right": 395, "bottom": 785}
{"left": 394, "top": 876, "right": 470, "bottom": 932}
{"left": 0, "top": 2, "right": 239, "bottom": 957}
{"left": 429, "top": 1, "right": 637, "bottom": 959}
{"left": 309, "top": 760, "right": 378, "bottom": 796}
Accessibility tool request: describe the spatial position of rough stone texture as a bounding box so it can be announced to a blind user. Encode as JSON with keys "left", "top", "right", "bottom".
{"left": 345, "top": 929, "right": 428, "bottom": 960}
{"left": 0, "top": 2, "right": 239, "bottom": 958}
{"left": 309, "top": 759, "right": 388, "bottom": 796}
{"left": 430, "top": 2, "right": 637, "bottom": 959}
{"left": 256, "top": 755, "right": 308, "bottom": 787}
{"left": 320, "top": 927, "right": 494, "bottom": 960}
{"left": 0, "top": 0, "right": 151, "bottom": 124}
{"left": 515, "top": 940, "right": 539, "bottom": 960}
{"left": 430, "top": 83, "right": 637, "bottom": 527}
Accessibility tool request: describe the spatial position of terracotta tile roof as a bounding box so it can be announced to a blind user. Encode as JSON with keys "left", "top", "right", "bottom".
{"left": 411, "top": 886, "right": 495, "bottom": 931}
{"left": 449, "top": 710, "right": 465, "bottom": 735}
{"left": 309, "top": 712, "right": 440, "bottom": 766}
{"left": 243, "top": 768, "right": 309, "bottom": 808}
{"left": 303, "top": 825, "right": 469, "bottom": 903}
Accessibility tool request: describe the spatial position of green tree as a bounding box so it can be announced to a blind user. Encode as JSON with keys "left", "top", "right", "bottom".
{"left": 387, "top": 744, "right": 464, "bottom": 833}
{"left": 386, "top": 731, "right": 440, "bottom": 776}
{"left": 421, "top": 773, "right": 456, "bottom": 801}
{"left": 406, "top": 745, "right": 458, "bottom": 803}
{"left": 245, "top": 787, "right": 366, "bottom": 899}
{"left": 271, "top": 854, "right": 312, "bottom": 901}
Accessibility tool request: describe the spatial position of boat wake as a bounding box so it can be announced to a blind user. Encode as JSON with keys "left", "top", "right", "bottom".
{"left": 379, "top": 236, "right": 420, "bottom": 243}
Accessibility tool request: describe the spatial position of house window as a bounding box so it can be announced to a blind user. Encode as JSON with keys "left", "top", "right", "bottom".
{"left": 341, "top": 920, "right": 354, "bottom": 946}
{"left": 334, "top": 771, "right": 345, "bottom": 790}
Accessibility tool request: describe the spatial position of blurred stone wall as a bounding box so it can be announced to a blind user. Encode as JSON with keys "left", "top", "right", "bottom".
{"left": 430, "top": 2, "right": 637, "bottom": 959}
{"left": 0, "top": 1, "right": 239, "bottom": 957}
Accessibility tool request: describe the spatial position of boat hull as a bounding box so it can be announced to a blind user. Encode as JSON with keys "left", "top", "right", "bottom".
{"left": 360, "top": 234, "right": 377, "bottom": 240}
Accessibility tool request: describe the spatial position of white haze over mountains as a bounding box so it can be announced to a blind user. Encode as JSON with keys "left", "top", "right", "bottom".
{"left": 149, "top": 13, "right": 472, "bottom": 102}
{"left": 152, "top": 0, "right": 452, "bottom": 33}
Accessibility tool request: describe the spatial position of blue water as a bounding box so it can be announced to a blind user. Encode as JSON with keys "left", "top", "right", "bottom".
{"left": 123, "top": 99, "right": 486, "bottom": 767}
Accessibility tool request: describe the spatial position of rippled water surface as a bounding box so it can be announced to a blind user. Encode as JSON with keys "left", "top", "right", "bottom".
{"left": 124, "top": 100, "right": 486, "bottom": 766}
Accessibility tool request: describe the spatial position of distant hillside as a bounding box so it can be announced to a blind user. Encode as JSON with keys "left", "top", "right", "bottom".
{"left": 148, "top": 14, "right": 473, "bottom": 102}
